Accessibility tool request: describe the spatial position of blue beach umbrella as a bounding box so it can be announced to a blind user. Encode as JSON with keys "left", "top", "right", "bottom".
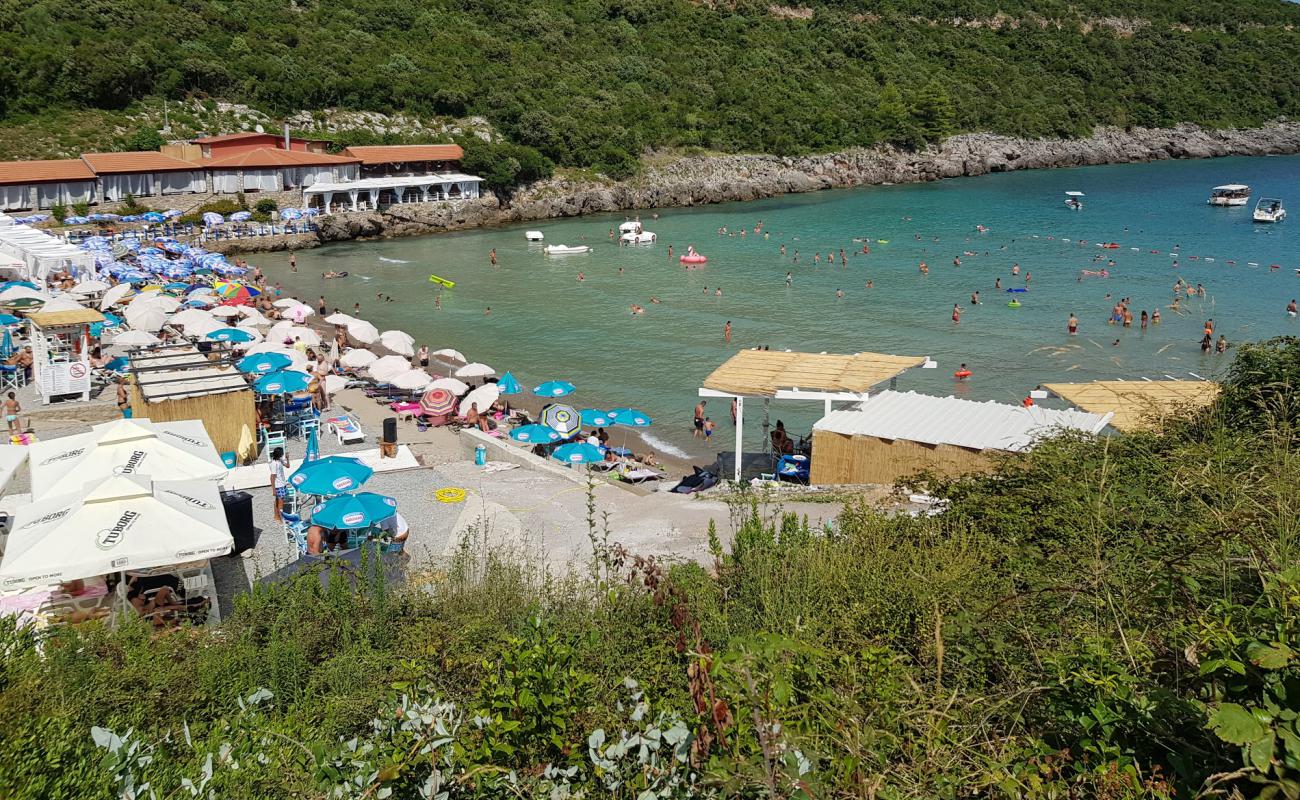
{"left": 608, "top": 408, "right": 653, "bottom": 427}
{"left": 288, "top": 456, "right": 373, "bottom": 495}
{"left": 533, "top": 380, "right": 575, "bottom": 398}
{"left": 237, "top": 352, "right": 291, "bottom": 374}
{"left": 206, "top": 327, "right": 256, "bottom": 343}
{"left": 551, "top": 442, "right": 604, "bottom": 464}
{"left": 309, "top": 492, "right": 397, "bottom": 529}
{"left": 141, "top": 211, "right": 166, "bottom": 223}
{"left": 253, "top": 369, "right": 310, "bottom": 394}
{"left": 0, "top": 281, "right": 38, "bottom": 291}
{"left": 0, "top": 313, "right": 21, "bottom": 326}
{"left": 496, "top": 371, "right": 523, "bottom": 395}
{"left": 279, "top": 207, "right": 303, "bottom": 221}
{"left": 0, "top": 329, "right": 12, "bottom": 359}
{"left": 305, "top": 427, "right": 320, "bottom": 463}
{"left": 580, "top": 409, "right": 612, "bottom": 426}
{"left": 202, "top": 212, "right": 224, "bottom": 227}
{"left": 510, "top": 424, "right": 562, "bottom": 444}
{"left": 230, "top": 211, "right": 252, "bottom": 222}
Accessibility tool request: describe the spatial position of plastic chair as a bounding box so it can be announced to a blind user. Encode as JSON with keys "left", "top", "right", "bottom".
{"left": 282, "top": 512, "right": 309, "bottom": 552}
{"left": 263, "top": 429, "right": 286, "bottom": 460}
{"left": 0, "top": 366, "right": 19, "bottom": 391}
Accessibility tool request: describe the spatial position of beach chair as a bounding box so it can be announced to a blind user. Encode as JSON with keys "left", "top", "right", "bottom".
{"left": 619, "top": 467, "right": 666, "bottom": 484}
{"left": 323, "top": 413, "right": 365, "bottom": 445}
{"left": 282, "top": 512, "right": 310, "bottom": 553}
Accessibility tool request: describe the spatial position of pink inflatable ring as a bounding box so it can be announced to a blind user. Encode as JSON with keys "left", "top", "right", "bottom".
{"left": 680, "top": 255, "right": 708, "bottom": 264}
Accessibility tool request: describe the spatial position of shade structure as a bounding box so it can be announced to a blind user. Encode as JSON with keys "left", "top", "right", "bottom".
{"left": 0, "top": 475, "right": 233, "bottom": 591}
{"left": 268, "top": 322, "right": 320, "bottom": 347}
{"left": 253, "top": 369, "right": 311, "bottom": 394}
{"left": 419, "top": 387, "right": 457, "bottom": 416}
{"left": 551, "top": 442, "right": 604, "bottom": 464}
{"left": 702, "top": 349, "right": 928, "bottom": 397}
{"left": 608, "top": 408, "right": 653, "bottom": 426}
{"left": 496, "top": 371, "right": 523, "bottom": 395}
{"left": 0, "top": 444, "right": 29, "bottom": 494}
{"left": 427, "top": 377, "right": 470, "bottom": 395}
{"left": 288, "top": 455, "right": 373, "bottom": 495}
{"left": 242, "top": 343, "right": 309, "bottom": 370}
{"left": 0, "top": 286, "right": 49, "bottom": 304}
{"left": 347, "top": 320, "right": 380, "bottom": 344}
{"left": 432, "top": 348, "right": 467, "bottom": 363}
{"left": 124, "top": 306, "right": 168, "bottom": 332}
{"left": 112, "top": 329, "right": 161, "bottom": 346}
{"left": 71, "top": 279, "right": 111, "bottom": 295}
{"left": 272, "top": 298, "right": 304, "bottom": 308}
{"left": 510, "top": 424, "right": 561, "bottom": 444}
{"left": 324, "top": 312, "right": 356, "bottom": 325}
{"left": 580, "top": 409, "right": 613, "bottom": 426}
{"left": 1042, "top": 380, "right": 1219, "bottom": 432}
{"left": 455, "top": 362, "right": 494, "bottom": 379}
{"left": 323, "top": 374, "right": 349, "bottom": 396}
{"left": 305, "top": 427, "right": 320, "bottom": 462}
{"left": 533, "top": 380, "right": 576, "bottom": 398}
{"left": 41, "top": 296, "right": 85, "bottom": 313}
{"left": 99, "top": 284, "right": 134, "bottom": 309}
{"left": 237, "top": 352, "right": 292, "bottom": 374}
{"left": 27, "top": 418, "right": 227, "bottom": 501}
{"left": 310, "top": 492, "right": 397, "bottom": 529}
{"left": 183, "top": 316, "right": 225, "bottom": 338}
{"left": 207, "top": 327, "right": 258, "bottom": 343}
{"left": 389, "top": 369, "right": 432, "bottom": 391}
{"left": 339, "top": 348, "right": 377, "bottom": 368}
{"left": 170, "top": 308, "right": 217, "bottom": 329}
{"left": 208, "top": 305, "right": 242, "bottom": 318}
{"left": 459, "top": 383, "right": 500, "bottom": 417}
{"left": 379, "top": 330, "right": 415, "bottom": 356}
{"left": 367, "top": 354, "right": 412, "bottom": 382}
{"left": 540, "top": 403, "right": 580, "bottom": 437}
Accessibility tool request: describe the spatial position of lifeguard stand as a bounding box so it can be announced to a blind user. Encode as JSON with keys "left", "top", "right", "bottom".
{"left": 27, "top": 307, "right": 104, "bottom": 404}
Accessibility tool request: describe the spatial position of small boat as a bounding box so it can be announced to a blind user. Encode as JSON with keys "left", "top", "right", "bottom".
{"left": 543, "top": 244, "right": 590, "bottom": 255}
{"left": 1064, "top": 191, "right": 1084, "bottom": 210}
{"left": 1208, "top": 184, "right": 1251, "bottom": 206}
{"left": 620, "top": 231, "right": 656, "bottom": 244}
{"left": 428, "top": 274, "right": 456, "bottom": 288}
{"left": 618, "top": 220, "right": 644, "bottom": 234}
{"left": 525, "top": 230, "right": 544, "bottom": 242}
{"left": 1253, "top": 198, "right": 1286, "bottom": 223}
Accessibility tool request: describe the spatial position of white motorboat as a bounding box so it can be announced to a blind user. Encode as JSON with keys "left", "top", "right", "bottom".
{"left": 1252, "top": 198, "right": 1286, "bottom": 223}
{"left": 620, "top": 230, "right": 657, "bottom": 244}
{"left": 618, "top": 220, "right": 644, "bottom": 234}
{"left": 525, "top": 230, "right": 544, "bottom": 241}
{"left": 1208, "top": 184, "right": 1251, "bottom": 206}
{"left": 1064, "top": 190, "right": 1084, "bottom": 210}
{"left": 543, "top": 244, "right": 590, "bottom": 255}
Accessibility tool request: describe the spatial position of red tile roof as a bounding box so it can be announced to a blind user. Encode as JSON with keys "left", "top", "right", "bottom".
{"left": 344, "top": 144, "right": 464, "bottom": 165}
{"left": 191, "top": 132, "right": 282, "bottom": 144}
{"left": 80, "top": 151, "right": 202, "bottom": 174}
{"left": 202, "top": 148, "right": 360, "bottom": 170}
{"left": 0, "top": 159, "right": 97, "bottom": 186}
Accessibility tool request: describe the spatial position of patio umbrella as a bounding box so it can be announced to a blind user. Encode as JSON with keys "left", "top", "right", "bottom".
{"left": 288, "top": 455, "right": 373, "bottom": 495}
{"left": 347, "top": 320, "right": 380, "bottom": 344}
{"left": 608, "top": 408, "right": 653, "bottom": 426}
{"left": 209, "top": 305, "right": 242, "bottom": 318}
{"left": 455, "top": 362, "right": 494, "bottom": 379}
{"left": 533, "top": 380, "right": 575, "bottom": 398}
{"left": 309, "top": 492, "right": 397, "bottom": 529}
{"left": 272, "top": 298, "right": 304, "bottom": 309}
{"left": 207, "top": 327, "right": 259, "bottom": 343}
{"left": 124, "top": 306, "right": 168, "bottom": 332}
{"left": 0, "top": 314, "right": 20, "bottom": 325}
{"left": 389, "top": 369, "right": 432, "bottom": 391}
{"left": 0, "top": 328, "right": 12, "bottom": 359}
{"left": 323, "top": 374, "right": 348, "bottom": 396}
{"left": 3, "top": 297, "right": 44, "bottom": 309}
{"left": 170, "top": 308, "right": 216, "bottom": 328}
{"left": 379, "top": 330, "right": 415, "bottom": 356}
{"left": 427, "top": 377, "right": 469, "bottom": 395}
{"left": 288, "top": 304, "right": 312, "bottom": 324}
{"left": 339, "top": 348, "right": 377, "bottom": 369}
{"left": 40, "top": 296, "right": 84, "bottom": 313}
{"left": 112, "top": 329, "right": 161, "bottom": 346}
{"left": 304, "top": 427, "right": 320, "bottom": 462}
{"left": 141, "top": 212, "right": 166, "bottom": 223}
{"left": 496, "top": 371, "right": 523, "bottom": 395}
{"left": 580, "top": 409, "right": 613, "bottom": 426}
{"left": 510, "top": 424, "right": 561, "bottom": 444}
{"left": 540, "top": 403, "right": 580, "bottom": 437}
{"left": 368, "top": 355, "right": 412, "bottom": 382}
{"left": 70, "top": 279, "right": 111, "bottom": 294}
{"left": 0, "top": 286, "right": 49, "bottom": 304}
{"left": 280, "top": 207, "right": 304, "bottom": 220}
{"left": 419, "top": 387, "right": 457, "bottom": 416}
{"left": 324, "top": 312, "right": 356, "bottom": 325}
{"left": 230, "top": 211, "right": 252, "bottom": 222}
{"left": 432, "top": 348, "right": 467, "bottom": 363}
{"left": 253, "top": 369, "right": 310, "bottom": 394}
{"left": 237, "top": 352, "right": 292, "bottom": 374}
{"left": 181, "top": 316, "right": 224, "bottom": 338}
{"left": 202, "top": 212, "right": 224, "bottom": 227}
{"left": 459, "top": 384, "right": 500, "bottom": 417}
{"left": 551, "top": 442, "right": 604, "bottom": 464}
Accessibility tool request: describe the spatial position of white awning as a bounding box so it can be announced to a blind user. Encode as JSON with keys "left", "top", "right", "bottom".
{"left": 303, "top": 172, "right": 482, "bottom": 194}
{"left": 0, "top": 444, "right": 29, "bottom": 494}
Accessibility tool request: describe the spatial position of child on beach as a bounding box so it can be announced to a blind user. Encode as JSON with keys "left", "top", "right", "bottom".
{"left": 703, "top": 417, "right": 716, "bottom": 443}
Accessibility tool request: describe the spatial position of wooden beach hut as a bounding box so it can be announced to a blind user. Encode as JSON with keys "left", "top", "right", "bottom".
{"left": 1041, "top": 380, "right": 1220, "bottom": 432}
{"left": 127, "top": 344, "right": 257, "bottom": 459}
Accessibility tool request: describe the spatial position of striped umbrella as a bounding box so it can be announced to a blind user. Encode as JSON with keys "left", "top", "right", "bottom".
{"left": 419, "top": 387, "right": 456, "bottom": 416}
{"left": 540, "top": 403, "right": 580, "bottom": 437}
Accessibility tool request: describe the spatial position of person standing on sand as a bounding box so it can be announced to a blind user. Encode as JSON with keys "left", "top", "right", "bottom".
{"left": 694, "top": 400, "right": 707, "bottom": 439}
{"left": 417, "top": 345, "right": 430, "bottom": 368}
{"left": 724, "top": 321, "right": 732, "bottom": 343}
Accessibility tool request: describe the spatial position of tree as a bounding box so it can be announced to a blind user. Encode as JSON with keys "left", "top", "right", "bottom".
{"left": 912, "top": 81, "right": 957, "bottom": 143}
{"left": 120, "top": 126, "right": 165, "bottom": 152}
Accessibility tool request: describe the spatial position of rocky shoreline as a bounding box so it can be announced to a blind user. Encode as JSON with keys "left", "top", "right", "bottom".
{"left": 304, "top": 122, "right": 1300, "bottom": 247}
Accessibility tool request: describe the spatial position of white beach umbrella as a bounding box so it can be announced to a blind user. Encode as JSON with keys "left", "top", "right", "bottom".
{"left": 169, "top": 308, "right": 216, "bottom": 329}
{"left": 339, "top": 348, "right": 377, "bottom": 368}
{"left": 0, "top": 286, "right": 49, "bottom": 304}
{"left": 455, "top": 362, "right": 495, "bottom": 379}
{"left": 379, "top": 330, "right": 415, "bottom": 356}
{"left": 99, "top": 284, "right": 134, "bottom": 309}
{"left": 124, "top": 306, "right": 169, "bottom": 332}
{"left": 324, "top": 312, "right": 356, "bottom": 325}
{"left": 323, "top": 374, "right": 349, "bottom": 396}
{"left": 70, "top": 279, "right": 111, "bottom": 295}
{"left": 40, "top": 296, "right": 85, "bottom": 312}
{"left": 0, "top": 475, "right": 232, "bottom": 590}
{"left": 236, "top": 310, "right": 271, "bottom": 327}
{"left": 112, "top": 329, "right": 161, "bottom": 346}
{"left": 368, "top": 355, "right": 412, "bottom": 382}
{"left": 289, "top": 327, "right": 321, "bottom": 346}
{"left": 267, "top": 322, "right": 320, "bottom": 347}
{"left": 272, "top": 298, "right": 303, "bottom": 308}
{"left": 427, "top": 377, "right": 470, "bottom": 395}
{"left": 182, "top": 316, "right": 224, "bottom": 338}
{"left": 389, "top": 369, "right": 433, "bottom": 391}
{"left": 151, "top": 296, "right": 181, "bottom": 313}
{"left": 458, "top": 383, "right": 501, "bottom": 417}
{"left": 347, "top": 320, "right": 380, "bottom": 344}
{"left": 209, "top": 305, "right": 242, "bottom": 318}
{"left": 432, "top": 348, "right": 467, "bottom": 363}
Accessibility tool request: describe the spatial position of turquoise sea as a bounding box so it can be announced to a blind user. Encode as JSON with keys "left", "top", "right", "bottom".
{"left": 259, "top": 154, "right": 1300, "bottom": 456}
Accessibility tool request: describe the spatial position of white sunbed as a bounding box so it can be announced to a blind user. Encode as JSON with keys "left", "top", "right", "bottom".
{"left": 324, "top": 414, "right": 365, "bottom": 445}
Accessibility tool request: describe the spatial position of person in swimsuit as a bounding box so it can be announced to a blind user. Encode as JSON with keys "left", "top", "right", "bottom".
{"left": 116, "top": 378, "right": 131, "bottom": 418}
{"left": 269, "top": 447, "right": 290, "bottom": 522}
{"left": 4, "top": 391, "right": 20, "bottom": 435}
{"left": 693, "top": 400, "right": 707, "bottom": 439}
{"left": 952, "top": 304, "right": 961, "bottom": 324}
{"left": 1068, "top": 314, "right": 1078, "bottom": 335}
{"left": 703, "top": 417, "right": 716, "bottom": 443}
{"left": 1288, "top": 299, "right": 1298, "bottom": 317}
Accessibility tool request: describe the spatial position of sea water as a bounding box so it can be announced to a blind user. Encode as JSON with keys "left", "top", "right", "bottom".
{"left": 260, "top": 154, "right": 1300, "bottom": 455}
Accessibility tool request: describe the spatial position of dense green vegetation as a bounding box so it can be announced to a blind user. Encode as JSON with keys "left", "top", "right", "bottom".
{"left": 3, "top": 0, "right": 1300, "bottom": 173}
{"left": 1, "top": 336, "right": 1298, "bottom": 798}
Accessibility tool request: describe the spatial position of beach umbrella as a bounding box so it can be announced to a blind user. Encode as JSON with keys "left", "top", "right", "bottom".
{"left": 496, "top": 371, "right": 523, "bottom": 395}
{"left": 379, "top": 330, "right": 415, "bottom": 356}
{"left": 432, "top": 348, "right": 467, "bottom": 363}
{"left": 389, "top": 369, "right": 432, "bottom": 391}
{"left": 427, "top": 377, "right": 469, "bottom": 395}
{"left": 237, "top": 352, "right": 291, "bottom": 374}
{"left": 253, "top": 369, "right": 310, "bottom": 394}
{"left": 455, "top": 362, "right": 494, "bottom": 379}
{"left": 0, "top": 280, "right": 38, "bottom": 291}
{"left": 304, "top": 427, "right": 320, "bottom": 463}
{"left": 150, "top": 295, "right": 181, "bottom": 313}
{"left": 70, "top": 279, "right": 111, "bottom": 295}
{"left": 0, "top": 314, "right": 20, "bottom": 325}
{"left": 111, "top": 329, "right": 161, "bottom": 346}
{"left": 202, "top": 212, "right": 224, "bottom": 227}
{"left": 419, "top": 387, "right": 457, "bottom": 416}
{"left": 207, "top": 327, "right": 258, "bottom": 344}
{"left": 459, "top": 384, "right": 500, "bottom": 418}
{"left": 168, "top": 308, "right": 216, "bottom": 329}
{"left": 551, "top": 442, "right": 604, "bottom": 465}
{"left": 309, "top": 491, "right": 396, "bottom": 529}
{"left": 230, "top": 211, "right": 252, "bottom": 222}
{"left": 269, "top": 323, "right": 320, "bottom": 346}
{"left": 324, "top": 312, "right": 356, "bottom": 325}
{"left": 162, "top": 209, "right": 182, "bottom": 219}
{"left": 540, "top": 403, "right": 580, "bottom": 437}
{"left": 323, "top": 374, "right": 348, "bottom": 396}
{"left": 209, "top": 305, "right": 242, "bottom": 318}
{"left": 509, "top": 423, "right": 561, "bottom": 444}
{"left": 141, "top": 212, "right": 166, "bottom": 223}
{"left": 580, "top": 409, "right": 613, "bottom": 426}
{"left": 280, "top": 207, "right": 304, "bottom": 221}
{"left": 533, "top": 380, "right": 575, "bottom": 398}
{"left": 0, "top": 328, "right": 13, "bottom": 359}
{"left": 288, "top": 304, "right": 312, "bottom": 324}
{"left": 124, "top": 306, "right": 168, "bottom": 332}
{"left": 272, "top": 299, "right": 304, "bottom": 309}
{"left": 608, "top": 408, "right": 653, "bottom": 427}
{"left": 236, "top": 308, "right": 271, "bottom": 327}
{"left": 3, "top": 297, "right": 45, "bottom": 309}
{"left": 41, "top": 296, "right": 85, "bottom": 313}
{"left": 181, "top": 316, "right": 224, "bottom": 337}
{"left": 347, "top": 320, "right": 380, "bottom": 344}
{"left": 288, "top": 455, "right": 373, "bottom": 495}
{"left": 368, "top": 354, "right": 412, "bottom": 382}
{"left": 339, "top": 348, "right": 377, "bottom": 369}
{"left": 0, "top": 286, "right": 48, "bottom": 304}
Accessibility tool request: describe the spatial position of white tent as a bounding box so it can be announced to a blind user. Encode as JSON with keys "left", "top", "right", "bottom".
{"left": 0, "top": 475, "right": 232, "bottom": 591}
{"left": 28, "top": 418, "right": 227, "bottom": 500}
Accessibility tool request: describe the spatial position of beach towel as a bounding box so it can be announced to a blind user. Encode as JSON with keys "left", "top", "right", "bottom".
{"left": 324, "top": 414, "right": 365, "bottom": 444}
{"left": 389, "top": 401, "right": 421, "bottom": 413}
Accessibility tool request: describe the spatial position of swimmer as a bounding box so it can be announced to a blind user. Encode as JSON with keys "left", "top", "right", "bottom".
{"left": 723, "top": 321, "right": 731, "bottom": 343}
{"left": 785, "top": 272, "right": 792, "bottom": 287}
{"left": 836, "top": 288, "right": 844, "bottom": 299}
{"left": 1152, "top": 309, "right": 1161, "bottom": 324}
{"left": 1288, "top": 299, "right": 1297, "bottom": 317}
{"left": 630, "top": 304, "right": 645, "bottom": 315}
{"left": 577, "top": 272, "right": 585, "bottom": 282}
{"left": 650, "top": 297, "right": 662, "bottom": 304}
{"left": 1011, "top": 263, "right": 1020, "bottom": 276}
{"left": 866, "top": 280, "right": 873, "bottom": 289}
{"left": 995, "top": 277, "right": 1001, "bottom": 290}
{"left": 1068, "top": 313, "right": 1078, "bottom": 335}
{"left": 955, "top": 363, "right": 971, "bottom": 380}
{"left": 715, "top": 287, "right": 722, "bottom": 297}
{"left": 484, "top": 306, "right": 491, "bottom": 315}
{"left": 970, "top": 290, "right": 979, "bottom": 305}
{"left": 952, "top": 304, "right": 961, "bottom": 324}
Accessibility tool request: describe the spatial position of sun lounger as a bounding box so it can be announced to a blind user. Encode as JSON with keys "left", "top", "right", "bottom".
{"left": 389, "top": 401, "right": 421, "bottom": 413}
{"left": 324, "top": 413, "right": 365, "bottom": 444}
{"left": 620, "top": 467, "right": 665, "bottom": 484}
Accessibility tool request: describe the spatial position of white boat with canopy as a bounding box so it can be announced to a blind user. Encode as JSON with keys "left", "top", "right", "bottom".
{"left": 1064, "top": 191, "right": 1084, "bottom": 210}
{"left": 1208, "top": 184, "right": 1251, "bottom": 206}
{"left": 1253, "top": 198, "right": 1286, "bottom": 223}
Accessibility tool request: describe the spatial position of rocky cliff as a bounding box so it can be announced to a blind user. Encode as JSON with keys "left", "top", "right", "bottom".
{"left": 314, "top": 122, "right": 1300, "bottom": 245}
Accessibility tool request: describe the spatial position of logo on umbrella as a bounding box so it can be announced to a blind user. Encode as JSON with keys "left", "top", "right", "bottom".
{"left": 342, "top": 512, "right": 365, "bottom": 526}
{"left": 22, "top": 508, "right": 72, "bottom": 529}
{"left": 162, "top": 490, "right": 215, "bottom": 511}
{"left": 96, "top": 511, "right": 141, "bottom": 550}
{"left": 331, "top": 477, "right": 354, "bottom": 491}
{"left": 113, "top": 450, "right": 149, "bottom": 474}
{"left": 41, "top": 448, "right": 86, "bottom": 466}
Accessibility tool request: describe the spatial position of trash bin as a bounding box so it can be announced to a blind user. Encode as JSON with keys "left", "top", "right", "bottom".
{"left": 221, "top": 490, "right": 255, "bottom": 555}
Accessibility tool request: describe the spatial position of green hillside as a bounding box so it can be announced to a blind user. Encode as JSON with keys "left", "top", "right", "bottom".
{"left": 2, "top": 0, "right": 1300, "bottom": 174}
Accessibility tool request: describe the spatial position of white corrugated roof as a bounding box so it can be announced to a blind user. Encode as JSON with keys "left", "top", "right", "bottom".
{"left": 813, "top": 390, "right": 1111, "bottom": 452}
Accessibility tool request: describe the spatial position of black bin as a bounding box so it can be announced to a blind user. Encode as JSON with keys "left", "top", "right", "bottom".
{"left": 221, "top": 490, "right": 256, "bottom": 555}
{"left": 383, "top": 417, "right": 397, "bottom": 444}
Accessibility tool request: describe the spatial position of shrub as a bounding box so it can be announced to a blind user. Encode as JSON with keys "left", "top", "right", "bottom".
{"left": 49, "top": 203, "right": 67, "bottom": 222}
{"left": 254, "top": 198, "right": 278, "bottom": 214}
{"left": 71, "top": 201, "right": 89, "bottom": 217}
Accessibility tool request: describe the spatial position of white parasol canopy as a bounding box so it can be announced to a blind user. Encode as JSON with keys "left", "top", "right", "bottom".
{"left": 27, "top": 418, "right": 227, "bottom": 500}
{"left": 99, "top": 284, "right": 134, "bottom": 309}
{"left": 124, "top": 306, "right": 169, "bottom": 332}
{"left": 267, "top": 322, "right": 321, "bottom": 347}
{"left": 339, "top": 348, "right": 377, "bottom": 368}
{"left": 0, "top": 444, "right": 29, "bottom": 494}
{"left": 0, "top": 475, "right": 233, "bottom": 591}
{"left": 70, "top": 279, "right": 111, "bottom": 295}
{"left": 208, "top": 305, "right": 242, "bottom": 318}
{"left": 324, "top": 312, "right": 356, "bottom": 325}
{"left": 427, "top": 377, "right": 470, "bottom": 395}
{"left": 323, "top": 374, "right": 349, "bottom": 395}
{"left": 41, "top": 296, "right": 85, "bottom": 313}
{"left": 169, "top": 308, "right": 217, "bottom": 329}
{"left": 458, "top": 383, "right": 500, "bottom": 417}
{"left": 389, "top": 369, "right": 432, "bottom": 391}
{"left": 455, "top": 362, "right": 495, "bottom": 379}
{"left": 181, "top": 316, "right": 224, "bottom": 338}
{"left": 272, "top": 298, "right": 303, "bottom": 308}
{"left": 432, "top": 348, "right": 467, "bottom": 363}
{"left": 347, "top": 320, "right": 380, "bottom": 344}
{"left": 379, "top": 330, "right": 415, "bottom": 356}
{"left": 0, "top": 286, "right": 50, "bottom": 304}
{"left": 112, "top": 329, "right": 161, "bottom": 346}
{"left": 367, "top": 354, "right": 412, "bottom": 382}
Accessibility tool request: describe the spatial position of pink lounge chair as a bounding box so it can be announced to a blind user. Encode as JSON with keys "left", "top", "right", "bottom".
{"left": 389, "top": 401, "right": 421, "bottom": 413}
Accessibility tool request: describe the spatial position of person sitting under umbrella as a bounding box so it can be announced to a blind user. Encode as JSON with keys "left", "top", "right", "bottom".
{"left": 376, "top": 513, "right": 409, "bottom": 553}
{"left": 305, "top": 524, "right": 350, "bottom": 554}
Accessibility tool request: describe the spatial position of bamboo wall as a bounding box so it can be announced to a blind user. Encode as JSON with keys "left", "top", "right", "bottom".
{"left": 810, "top": 430, "right": 1001, "bottom": 485}
{"left": 131, "top": 388, "right": 258, "bottom": 460}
